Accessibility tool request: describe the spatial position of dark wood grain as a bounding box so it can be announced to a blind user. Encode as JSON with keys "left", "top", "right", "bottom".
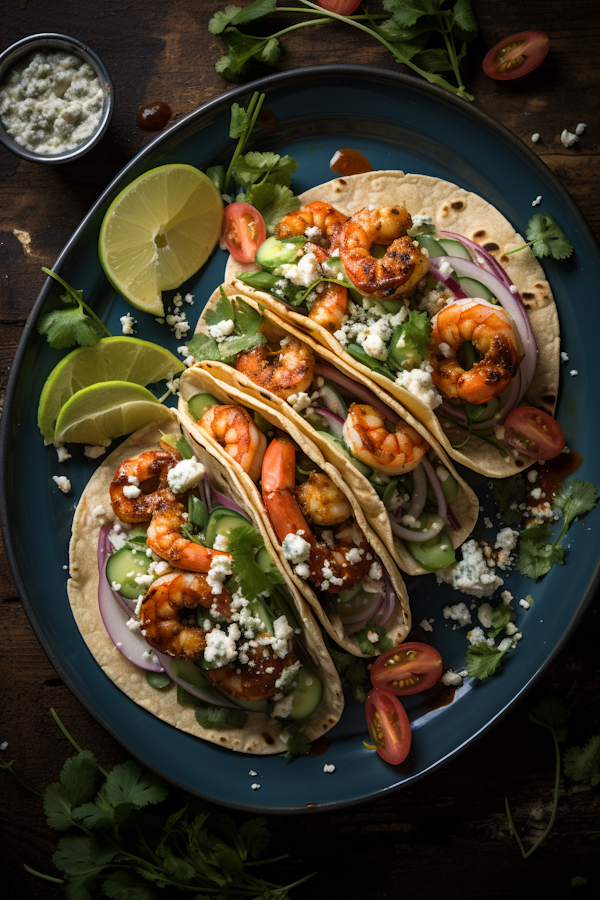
{"left": 1, "top": 1, "right": 599, "bottom": 897}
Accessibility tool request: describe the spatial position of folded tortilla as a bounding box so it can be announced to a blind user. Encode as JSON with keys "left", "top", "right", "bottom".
{"left": 178, "top": 368, "right": 411, "bottom": 658}
{"left": 225, "top": 170, "right": 560, "bottom": 479}
{"left": 67, "top": 412, "right": 344, "bottom": 755}
{"left": 193, "top": 284, "right": 479, "bottom": 577}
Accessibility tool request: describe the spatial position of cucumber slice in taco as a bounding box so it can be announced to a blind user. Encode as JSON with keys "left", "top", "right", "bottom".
{"left": 178, "top": 368, "right": 412, "bottom": 658}
{"left": 67, "top": 411, "right": 343, "bottom": 754}
{"left": 224, "top": 171, "right": 560, "bottom": 479}
{"left": 185, "top": 286, "right": 478, "bottom": 578}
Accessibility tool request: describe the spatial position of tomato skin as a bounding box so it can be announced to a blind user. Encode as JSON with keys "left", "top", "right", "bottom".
{"left": 318, "top": 0, "right": 362, "bottom": 13}
{"left": 365, "top": 688, "right": 411, "bottom": 765}
{"left": 370, "top": 642, "right": 443, "bottom": 696}
{"left": 504, "top": 407, "right": 566, "bottom": 460}
{"left": 222, "top": 203, "right": 266, "bottom": 262}
{"left": 483, "top": 31, "right": 549, "bottom": 81}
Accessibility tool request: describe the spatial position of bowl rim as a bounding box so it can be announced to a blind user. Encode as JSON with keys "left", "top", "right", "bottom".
{"left": 0, "top": 32, "right": 114, "bottom": 164}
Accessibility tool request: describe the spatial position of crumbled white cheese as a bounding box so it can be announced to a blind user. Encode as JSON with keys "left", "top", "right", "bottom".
{"left": 447, "top": 540, "right": 504, "bottom": 598}
{"left": 167, "top": 458, "right": 205, "bottom": 493}
{"left": 53, "top": 441, "right": 72, "bottom": 462}
{"left": 560, "top": 129, "right": 579, "bottom": 148}
{"left": 467, "top": 626, "right": 495, "bottom": 647}
{"left": 206, "top": 555, "right": 233, "bottom": 595}
{"left": 282, "top": 533, "right": 311, "bottom": 564}
{"left": 362, "top": 333, "right": 388, "bottom": 360}
{"left": 495, "top": 528, "right": 518, "bottom": 552}
{"left": 438, "top": 260, "right": 454, "bottom": 278}
{"left": 395, "top": 366, "right": 442, "bottom": 409}
{"left": 304, "top": 225, "right": 322, "bottom": 240}
{"left": 560, "top": 351, "right": 569, "bottom": 362}
{"left": 251, "top": 783, "right": 261, "bottom": 790}
{"left": 282, "top": 252, "right": 322, "bottom": 287}
{"left": 287, "top": 391, "right": 312, "bottom": 413}
{"left": 125, "top": 617, "right": 140, "bottom": 631}
{"left": 52, "top": 475, "right": 71, "bottom": 493}
{"left": 441, "top": 669, "right": 463, "bottom": 686}
{"left": 275, "top": 660, "right": 301, "bottom": 689}
{"left": 208, "top": 318, "right": 235, "bottom": 340}
{"left": 477, "top": 603, "right": 494, "bottom": 628}
{"left": 272, "top": 615, "right": 294, "bottom": 658}
{"left": 527, "top": 469, "right": 538, "bottom": 483}
{"left": 323, "top": 763, "right": 336, "bottom": 773}
{"left": 570, "top": 369, "right": 578, "bottom": 377}
{"left": 204, "top": 624, "right": 239, "bottom": 667}
{"left": 294, "top": 562, "right": 310, "bottom": 579}
{"left": 505, "top": 622, "right": 518, "bottom": 636}
{"left": 120, "top": 313, "right": 136, "bottom": 335}
{"left": 368, "top": 561, "right": 382, "bottom": 581}
{"left": 531, "top": 133, "right": 540, "bottom": 143}
{"left": 532, "top": 196, "right": 542, "bottom": 207}
{"left": 410, "top": 214, "right": 434, "bottom": 229}
{"left": 419, "top": 618, "right": 433, "bottom": 632}
{"left": 84, "top": 444, "right": 108, "bottom": 459}
{"left": 443, "top": 602, "right": 472, "bottom": 626}
{"left": 123, "top": 484, "right": 141, "bottom": 499}
{"left": 367, "top": 630, "right": 379, "bottom": 644}
{"left": 519, "top": 598, "right": 531, "bottom": 610}
{"left": 213, "top": 533, "right": 229, "bottom": 552}
{"left": 575, "top": 123, "right": 587, "bottom": 135}
{"left": 501, "top": 590, "right": 513, "bottom": 605}
{"left": 271, "top": 694, "right": 295, "bottom": 719}
{"left": 494, "top": 424, "right": 505, "bottom": 441}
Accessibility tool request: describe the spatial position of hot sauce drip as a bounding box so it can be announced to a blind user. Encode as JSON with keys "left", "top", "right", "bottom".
{"left": 330, "top": 148, "right": 373, "bottom": 177}
{"left": 137, "top": 102, "right": 172, "bottom": 132}
{"left": 256, "top": 106, "right": 279, "bottom": 130}
{"left": 524, "top": 450, "right": 583, "bottom": 524}
{"left": 307, "top": 736, "right": 331, "bottom": 757}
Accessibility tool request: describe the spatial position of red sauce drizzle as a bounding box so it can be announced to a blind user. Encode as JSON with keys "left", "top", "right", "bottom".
{"left": 330, "top": 148, "right": 373, "bottom": 177}
{"left": 256, "top": 106, "right": 279, "bottom": 130}
{"left": 307, "top": 736, "right": 331, "bottom": 757}
{"left": 524, "top": 450, "right": 583, "bottom": 524}
{"left": 137, "top": 102, "right": 172, "bottom": 132}
{"left": 421, "top": 667, "right": 456, "bottom": 711}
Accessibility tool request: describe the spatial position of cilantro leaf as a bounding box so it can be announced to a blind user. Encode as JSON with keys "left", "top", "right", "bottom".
{"left": 215, "top": 28, "right": 270, "bottom": 82}
{"left": 103, "top": 870, "right": 158, "bottom": 900}
{"left": 228, "top": 523, "right": 285, "bottom": 602}
{"left": 413, "top": 48, "right": 454, "bottom": 73}
{"left": 233, "top": 297, "right": 262, "bottom": 335}
{"left": 207, "top": 164, "right": 225, "bottom": 192}
{"left": 327, "top": 640, "right": 369, "bottom": 703}
{"left": 209, "top": 4, "right": 244, "bottom": 35}
{"left": 53, "top": 834, "right": 117, "bottom": 896}
{"left": 37, "top": 268, "right": 110, "bottom": 349}
{"left": 104, "top": 760, "right": 168, "bottom": 809}
{"left": 487, "top": 601, "right": 513, "bottom": 639}
{"left": 43, "top": 750, "right": 100, "bottom": 830}
{"left": 262, "top": 184, "right": 301, "bottom": 234}
{"left": 383, "top": 0, "right": 431, "bottom": 28}
{"left": 389, "top": 309, "right": 431, "bottom": 370}
{"left": 529, "top": 697, "right": 570, "bottom": 741}
{"left": 205, "top": 287, "right": 235, "bottom": 327}
{"left": 231, "top": 151, "right": 297, "bottom": 188}
{"left": 452, "top": 0, "right": 477, "bottom": 31}
{"left": 185, "top": 332, "right": 221, "bottom": 361}
{"left": 240, "top": 179, "right": 276, "bottom": 211}
{"left": 176, "top": 435, "right": 194, "bottom": 459}
{"left": 280, "top": 721, "right": 312, "bottom": 760}
{"left": 490, "top": 473, "right": 526, "bottom": 526}
{"left": 195, "top": 705, "right": 249, "bottom": 729}
{"left": 553, "top": 478, "right": 598, "bottom": 542}
{"left": 516, "top": 524, "right": 564, "bottom": 580}
{"left": 209, "top": 0, "right": 277, "bottom": 35}
{"left": 189, "top": 494, "right": 208, "bottom": 530}
{"left": 218, "top": 332, "right": 266, "bottom": 360}
{"left": 228, "top": 101, "right": 249, "bottom": 138}
{"left": 507, "top": 213, "right": 574, "bottom": 261}
{"left": 239, "top": 817, "right": 270, "bottom": 860}
{"left": 355, "top": 620, "right": 392, "bottom": 656}
{"left": 563, "top": 735, "right": 600, "bottom": 786}
{"left": 465, "top": 641, "right": 508, "bottom": 680}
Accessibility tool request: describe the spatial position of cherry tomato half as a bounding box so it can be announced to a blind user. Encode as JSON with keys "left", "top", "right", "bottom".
{"left": 318, "top": 0, "right": 362, "bottom": 13}
{"left": 482, "top": 31, "right": 549, "bottom": 81}
{"left": 365, "top": 688, "right": 411, "bottom": 765}
{"left": 504, "top": 406, "right": 566, "bottom": 460}
{"left": 222, "top": 202, "right": 266, "bottom": 263}
{"left": 370, "top": 642, "right": 443, "bottom": 696}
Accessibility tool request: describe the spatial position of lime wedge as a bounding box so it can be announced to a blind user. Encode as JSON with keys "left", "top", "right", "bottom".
{"left": 54, "top": 381, "right": 173, "bottom": 444}
{"left": 99, "top": 164, "right": 223, "bottom": 316}
{"left": 38, "top": 336, "right": 184, "bottom": 445}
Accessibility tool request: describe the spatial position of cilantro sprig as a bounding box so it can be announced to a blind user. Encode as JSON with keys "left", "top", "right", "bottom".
{"left": 228, "top": 523, "right": 286, "bottom": 601}
{"left": 186, "top": 288, "right": 267, "bottom": 362}
{"left": 506, "top": 213, "right": 575, "bottom": 261}
{"left": 10, "top": 709, "right": 315, "bottom": 898}
{"left": 37, "top": 268, "right": 111, "bottom": 349}
{"left": 209, "top": 0, "right": 478, "bottom": 101}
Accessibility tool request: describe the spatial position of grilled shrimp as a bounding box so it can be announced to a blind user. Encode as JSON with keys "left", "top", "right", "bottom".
{"left": 262, "top": 439, "right": 371, "bottom": 593}
{"left": 275, "top": 201, "right": 348, "bottom": 241}
{"left": 198, "top": 404, "right": 267, "bottom": 481}
{"left": 295, "top": 472, "right": 352, "bottom": 526}
{"left": 342, "top": 403, "right": 429, "bottom": 475}
{"left": 430, "top": 299, "right": 522, "bottom": 404}
{"left": 235, "top": 336, "right": 315, "bottom": 401}
{"left": 110, "top": 448, "right": 179, "bottom": 523}
{"left": 308, "top": 281, "right": 348, "bottom": 334}
{"left": 337, "top": 205, "right": 430, "bottom": 299}
{"left": 205, "top": 641, "right": 296, "bottom": 702}
{"left": 140, "top": 572, "right": 232, "bottom": 659}
{"left": 146, "top": 503, "right": 232, "bottom": 572}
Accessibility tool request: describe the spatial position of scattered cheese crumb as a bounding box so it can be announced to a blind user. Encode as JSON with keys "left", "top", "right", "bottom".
{"left": 251, "top": 783, "right": 261, "bottom": 790}
{"left": 560, "top": 129, "right": 579, "bottom": 148}
{"left": 575, "top": 123, "right": 587, "bottom": 135}
{"left": 441, "top": 669, "right": 463, "bottom": 687}
{"left": 532, "top": 195, "right": 542, "bottom": 207}
{"left": 52, "top": 475, "right": 71, "bottom": 493}
{"left": 323, "top": 764, "right": 336, "bottom": 773}
{"left": 531, "top": 133, "right": 540, "bottom": 143}
{"left": 120, "top": 313, "right": 136, "bottom": 335}
{"left": 519, "top": 598, "right": 531, "bottom": 610}
{"left": 419, "top": 618, "right": 433, "bottom": 632}
{"left": 570, "top": 369, "right": 578, "bottom": 377}
{"left": 560, "top": 351, "right": 569, "bottom": 362}
{"left": 249, "top": 769, "right": 257, "bottom": 776}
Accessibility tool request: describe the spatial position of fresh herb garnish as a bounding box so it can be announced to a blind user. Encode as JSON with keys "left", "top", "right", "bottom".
{"left": 489, "top": 474, "right": 527, "bottom": 527}
{"left": 228, "top": 524, "right": 286, "bottom": 601}
{"left": 487, "top": 601, "right": 513, "bottom": 639}
{"left": 209, "top": 0, "right": 478, "bottom": 101}
{"left": 37, "top": 268, "right": 111, "bottom": 349}
{"left": 195, "top": 705, "right": 249, "bottom": 729}
{"left": 280, "top": 722, "right": 312, "bottom": 761}
{"left": 355, "top": 619, "right": 393, "bottom": 656}
{"left": 14, "top": 709, "right": 314, "bottom": 896}
{"left": 176, "top": 434, "right": 195, "bottom": 459}
{"left": 451, "top": 403, "right": 508, "bottom": 457}
{"left": 327, "top": 639, "right": 370, "bottom": 703}
{"left": 563, "top": 735, "right": 600, "bottom": 786}
{"left": 187, "top": 292, "right": 267, "bottom": 363}
{"left": 506, "top": 213, "right": 575, "bottom": 260}
{"left": 465, "top": 640, "right": 511, "bottom": 680}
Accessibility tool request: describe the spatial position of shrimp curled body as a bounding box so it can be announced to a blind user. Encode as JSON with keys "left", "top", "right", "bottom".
{"left": 235, "top": 337, "right": 315, "bottom": 401}
{"left": 262, "top": 439, "right": 371, "bottom": 593}
{"left": 198, "top": 404, "right": 267, "bottom": 481}
{"left": 205, "top": 642, "right": 296, "bottom": 702}
{"left": 342, "top": 403, "right": 429, "bottom": 475}
{"left": 430, "top": 300, "right": 522, "bottom": 404}
{"left": 308, "top": 281, "right": 348, "bottom": 334}
{"left": 140, "top": 573, "right": 232, "bottom": 659}
{"left": 336, "top": 206, "right": 430, "bottom": 299}
{"left": 275, "top": 201, "right": 348, "bottom": 241}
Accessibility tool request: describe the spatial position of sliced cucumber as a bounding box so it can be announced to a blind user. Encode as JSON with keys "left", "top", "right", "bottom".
{"left": 406, "top": 531, "right": 456, "bottom": 571}
{"left": 433, "top": 466, "right": 459, "bottom": 503}
{"left": 474, "top": 397, "right": 502, "bottom": 422}
{"left": 205, "top": 507, "right": 248, "bottom": 549}
{"left": 255, "top": 235, "right": 306, "bottom": 270}
{"left": 319, "top": 381, "right": 348, "bottom": 419}
{"left": 382, "top": 479, "right": 401, "bottom": 510}
{"left": 105, "top": 546, "right": 153, "bottom": 600}
{"left": 146, "top": 671, "right": 171, "bottom": 689}
{"left": 438, "top": 238, "right": 472, "bottom": 260}
{"left": 388, "top": 323, "right": 422, "bottom": 371}
{"left": 317, "top": 431, "right": 373, "bottom": 478}
{"left": 321, "top": 255, "right": 345, "bottom": 278}
{"left": 336, "top": 584, "right": 371, "bottom": 618}
{"left": 415, "top": 234, "right": 445, "bottom": 257}
{"left": 346, "top": 344, "right": 395, "bottom": 381}
{"left": 381, "top": 299, "right": 404, "bottom": 315}
{"left": 269, "top": 586, "right": 300, "bottom": 632}
{"left": 253, "top": 409, "right": 271, "bottom": 434}
{"left": 249, "top": 596, "right": 275, "bottom": 633}
{"left": 188, "top": 392, "right": 220, "bottom": 422}
{"left": 255, "top": 545, "right": 276, "bottom": 575}
{"left": 171, "top": 659, "right": 212, "bottom": 690}
{"left": 457, "top": 276, "right": 495, "bottom": 302}
{"left": 285, "top": 666, "right": 324, "bottom": 721}
{"left": 222, "top": 693, "right": 269, "bottom": 713}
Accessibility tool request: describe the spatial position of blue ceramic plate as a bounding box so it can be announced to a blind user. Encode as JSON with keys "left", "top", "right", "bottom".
{"left": 2, "top": 66, "right": 599, "bottom": 813}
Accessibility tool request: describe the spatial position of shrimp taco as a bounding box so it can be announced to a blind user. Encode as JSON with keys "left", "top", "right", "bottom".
{"left": 177, "top": 366, "right": 411, "bottom": 659}
{"left": 67, "top": 412, "right": 343, "bottom": 755}
{"left": 187, "top": 284, "right": 479, "bottom": 577}
{"left": 225, "top": 171, "right": 559, "bottom": 479}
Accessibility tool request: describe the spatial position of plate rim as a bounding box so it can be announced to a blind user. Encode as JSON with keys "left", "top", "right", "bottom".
{"left": 2, "top": 64, "right": 600, "bottom": 815}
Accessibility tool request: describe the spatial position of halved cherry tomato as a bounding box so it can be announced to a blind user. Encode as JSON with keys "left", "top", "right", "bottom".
{"left": 370, "top": 642, "right": 443, "bottom": 696}
{"left": 504, "top": 406, "right": 566, "bottom": 460}
{"left": 318, "top": 0, "right": 362, "bottom": 13}
{"left": 222, "top": 202, "right": 266, "bottom": 263}
{"left": 365, "top": 688, "right": 411, "bottom": 765}
{"left": 482, "top": 31, "right": 549, "bottom": 81}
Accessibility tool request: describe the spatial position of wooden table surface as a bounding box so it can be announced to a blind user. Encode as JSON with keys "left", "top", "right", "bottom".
{"left": 1, "top": 2, "right": 599, "bottom": 897}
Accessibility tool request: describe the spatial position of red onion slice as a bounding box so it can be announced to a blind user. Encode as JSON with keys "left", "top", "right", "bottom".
{"left": 205, "top": 477, "right": 250, "bottom": 519}
{"left": 441, "top": 231, "right": 513, "bottom": 288}
{"left": 153, "top": 651, "right": 237, "bottom": 708}
{"left": 420, "top": 456, "right": 448, "bottom": 522}
{"left": 428, "top": 263, "right": 468, "bottom": 298}
{"left": 405, "top": 463, "right": 427, "bottom": 520}
{"left": 315, "top": 407, "right": 345, "bottom": 440}
{"left": 389, "top": 513, "right": 445, "bottom": 543}
{"left": 339, "top": 590, "right": 384, "bottom": 626}
{"left": 314, "top": 361, "right": 400, "bottom": 424}
{"left": 372, "top": 569, "right": 397, "bottom": 627}
{"left": 97, "top": 526, "right": 162, "bottom": 672}
{"left": 446, "top": 504, "right": 461, "bottom": 531}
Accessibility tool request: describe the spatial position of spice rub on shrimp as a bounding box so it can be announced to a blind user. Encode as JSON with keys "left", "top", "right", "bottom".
{"left": 308, "top": 281, "right": 348, "bottom": 334}
{"left": 205, "top": 642, "right": 296, "bottom": 702}
{"left": 337, "top": 205, "right": 430, "bottom": 299}
{"left": 262, "top": 438, "right": 372, "bottom": 593}
{"left": 430, "top": 299, "right": 522, "bottom": 404}
{"left": 235, "top": 336, "right": 315, "bottom": 401}
{"left": 147, "top": 503, "right": 232, "bottom": 572}
{"left": 140, "top": 572, "right": 232, "bottom": 659}
{"left": 342, "top": 404, "right": 429, "bottom": 475}
{"left": 275, "top": 200, "right": 348, "bottom": 241}
{"left": 198, "top": 404, "right": 267, "bottom": 481}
